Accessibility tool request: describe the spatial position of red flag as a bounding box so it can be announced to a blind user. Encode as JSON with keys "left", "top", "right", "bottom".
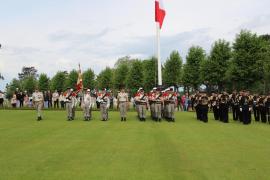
{"left": 155, "top": 0, "right": 166, "bottom": 29}
{"left": 76, "top": 63, "right": 83, "bottom": 91}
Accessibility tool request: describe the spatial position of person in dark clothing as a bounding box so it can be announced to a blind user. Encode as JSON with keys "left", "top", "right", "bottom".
{"left": 219, "top": 93, "right": 229, "bottom": 123}
{"left": 231, "top": 92, "right": 240, "bottom": 121}
{"left": 18, "top": 92, "right": 25, "bottom": 107}
{"left": 239, "top": 92, "right": 252, "bottom": 125}
{"left": 47, "top": 90, "right": 53, "bottom": 108}
{"left": 253, "top": 95, "right": 260, "bottom": 121}
{"left": 210, "top": 93, "right": 219, "bottom": 120}
{"left": 200, "top": 94, "right": 209, "bottom": 123}
{"left": 265, "top": 96, "right": 270, "bottom": 124}
{"left": 258, "top": 96, "right": 266, "bottom": 123}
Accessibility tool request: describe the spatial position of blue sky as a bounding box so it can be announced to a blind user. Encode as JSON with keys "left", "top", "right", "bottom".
{"left": 1, "top": 0, "right": 270, "bottom": 90}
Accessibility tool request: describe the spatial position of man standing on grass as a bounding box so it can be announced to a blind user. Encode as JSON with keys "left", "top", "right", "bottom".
{"left": 154, "top": 88, "right": 163, "bottom": 122}
{"left": 97, "top": 88, "right": 110, "bottom": 121}
{"left": 200, "top": 93, "right": 209, "bottom": 123}
{"left": 164, "top": 88, "right": 177, "bottom": 122}
{"left": 70, "top": 89, "right": 77, "bottom": 120}
{"left": 32, "top": 87, "right": 44, "bottom": 121}
{"left": 81, "top": 89, "right": 92, "bottom": 121}
{"left": 239, "top": 91, "right": 252, "bottom": 125}
{"left": 117, "top": 87, "right": 129, "bottom": 121}
{"left": 65, "top": 88, "right": 73, "bottom": 121}
{"left": 230, "top": 91, "right": 240, "bottom": 121}
{"left": 210, "top": 92, "right": 220, "bottom": 120}
{"left": 219, "top": 92, "right": 229, "bottom": 123}
{"left": 135, "top": 88, "right": 148, "bottom": 121}
{"left": 149, "top": 87, "right": 157, "bottom": 120}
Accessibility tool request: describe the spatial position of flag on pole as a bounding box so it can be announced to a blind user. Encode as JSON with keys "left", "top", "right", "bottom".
{"left": 76, "top": 63, "right": 83, "bottom": 91}
{"left": 155, "top": 0, "right": 166, "bottom": 29}
{"left": 155, "top": 0, "right": 166, "bottom": 86}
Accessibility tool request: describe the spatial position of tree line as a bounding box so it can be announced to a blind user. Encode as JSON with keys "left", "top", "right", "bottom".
{"left": 3, "top": 30, "right": 270, "bottom": 99}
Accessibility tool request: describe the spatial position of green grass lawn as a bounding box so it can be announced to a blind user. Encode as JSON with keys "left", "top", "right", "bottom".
{"left": 0, "top": 110, "right": 270, "bottom": 180}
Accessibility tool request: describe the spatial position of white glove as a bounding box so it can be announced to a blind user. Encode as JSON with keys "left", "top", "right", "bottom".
{"left": 249, "top": 108, "right": 252, "bottom": 111}
{"left": 240, "top": 108, "right": 242, "bottom": 112}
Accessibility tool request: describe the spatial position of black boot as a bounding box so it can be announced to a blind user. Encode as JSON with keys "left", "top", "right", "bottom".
{"left": 121, "top": 117, "right": 123, "bottom": 121}
{"left": 124, "top": 117, "right": 126, "bottom": 121}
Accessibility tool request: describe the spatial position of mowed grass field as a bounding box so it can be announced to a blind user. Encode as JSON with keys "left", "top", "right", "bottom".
{"left": 0, "top": 110, "right": 270, "bottom": 180}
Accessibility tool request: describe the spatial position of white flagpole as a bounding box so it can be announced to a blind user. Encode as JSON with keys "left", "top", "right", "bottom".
{"left": 156, "top": 22, "right": 162, "bottom": 86}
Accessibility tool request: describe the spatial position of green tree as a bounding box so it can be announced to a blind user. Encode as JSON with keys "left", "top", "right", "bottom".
{"left": 142, "top": 57, "right": 158, "bottom": 92}
{"left": 229, "top": 30, "right": 265, "bottom": 90}
{"left": 163, "top": 51, "right": 183, "bottom": 87}
{"left": 207, "top": 39, "right": 231, "bottom": 91}
{"left": 22, "top": 76, "right": 37, "bottom": 94}
{"left": 51, "top": 71, "right": 67, "bottom": 92}
{"left": 96, "top": 67, "right": 113, "bottom": 89}
{"left": 65, "top": 70, "right": 78, "bottom": 90}
{"left": 18, "top": 66, "right": 38, "bottom": 80}
{"left": 38, "top": 73, "right": 50, "bottom": 91}
{"left": 114, "top": 63, "right": 129, "bottom": 90}
{"left": 260, "top": 35, "right": 270, "bottom": 93}
{"left": 83, "top": 69, "right": 95, "bottom": 89}
{"left": 182, "top": 46, "right": 206, "bottom": 90}
{"left": 114, "top": 56, "right": 137, "bottom": 68}
{"left": 6, "top": 79, "right": 21, "bottom": 99}
{"left": 127, "top": 60, "right": 144, "bottom": 95}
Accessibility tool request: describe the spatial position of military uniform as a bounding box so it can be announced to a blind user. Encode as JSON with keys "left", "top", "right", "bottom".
{"left": 32, "top": 90, "right": 44, "bottom": 121}
{"left": 117, "top": 90, "right": 128, "bottom": 121}
{"left": 97, "top": 90, "right": 110, "bottom": 121}
{"left": 258, "top": 96, "right": 266, "bottom": 123}
{"left": 71, "top": 91, "right": 77, "bottom": 120}
{"left": 219, "top": 94, "right": 229, "bottom": 123}
{"left": 135, "top": 89, "right": 148, "bottom": 121}
{"left": 65, "top": 89, "right": 73, "bottom": 121}
{"left": 210, "top": 94, "right": 219, "bottom": 120}
{"left": 153, "top": 91, "right": 163, "bottom": 122}
{"left": 200, "top": 95, "right": 209, "bottom": 123}
{"left": 253, "top": 96, "right": 259, "bottom": 121}
{"left": 81, "top": 89, "right": 92, "bottom": 121}
{"left": 164, "top": 89, "right": 176, "bottom": 122}
{"left": 239, "top": 95, "right": 252, "bottom": 125}
{"left": 148, "top": 90, "right": 156, "bottom": 120}
{"left": 230, "top": 94, "right": 240, "bottom": 121}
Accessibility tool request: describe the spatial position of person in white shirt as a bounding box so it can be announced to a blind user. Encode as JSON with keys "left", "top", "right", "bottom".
{"left": 59, "top": 92, "right": 65, "bottom": 109}
{"left": 52, "top": 90, "right": 59, "bottom": 108}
